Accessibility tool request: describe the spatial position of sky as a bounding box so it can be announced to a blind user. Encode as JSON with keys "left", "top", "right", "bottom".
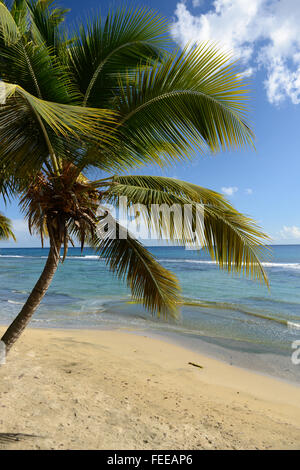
{"left": 1, "top": 0, "right": 300, "bottom": 247}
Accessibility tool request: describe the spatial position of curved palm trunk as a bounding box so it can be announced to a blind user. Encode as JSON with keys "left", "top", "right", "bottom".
{"left": 1, "top": 237, "right": 61, "bottom": 354}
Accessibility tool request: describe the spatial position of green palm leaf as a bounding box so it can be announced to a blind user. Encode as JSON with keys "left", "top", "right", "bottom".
{"left": 103, "top": 175, "right": 269, "bottom": 285}
{"left": 0, "top": 8, "right": 76, "bottom": 103}
{"left": 0, "top": 83, "right": 116, "bottom": 175}
{"left": 68, "top": 6, "right": 169, "bottom": 107}
{"left": 90, "top": 214, "right": 181, "bottom": 317}
{"left": 0, "top": 1, "right": 21, "bottom": 45}
{"left": 0, "top": 212, "right": 16, "bottom": 240}
{"left": 4, "top": 83, "right": 116, "bottom": 139}
{"left": 107, "top": 175, "right": 233, "bottom": 207}
{"left": 111, "top": 44, "right": 253, "bottom": 169}
{"left": 26, "top": 0, "right": 70, "bottom": 50}
{"left": 10, "top": 0, "right": 27, "bottom": 34}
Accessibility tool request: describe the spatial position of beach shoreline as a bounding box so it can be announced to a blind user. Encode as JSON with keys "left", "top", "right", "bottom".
{"left": 0, "top": 326, "right": 299, "bottom": 450}
{"left": 1, "top": 319, "right": 299, "bottom": 386}
{"left": 1, "top": 245, "right": 300, "bottom": 389}
{"left": 121, "top": 327, "right": 300, "bottom": 387}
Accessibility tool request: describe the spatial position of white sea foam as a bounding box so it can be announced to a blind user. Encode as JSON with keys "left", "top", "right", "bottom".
{"left": 0, "top": 255, "right": 24, "bottom": 258}
{"left": 162, "top": 259, "right": 300, "bottom": 270}
{"left": 262, "top": 262, "right": 300, "bottom": 270}
{"left": 0, "top": 254, "right": 101, "bottom": 260}
{"left": 163, "top": 259, "right": 215, "bottom": 264}
{"left": 287, "top": 321, "right": 300, "bottom": 332}
{"left": 1, "top": 254, "right": 300, "bottom": 270}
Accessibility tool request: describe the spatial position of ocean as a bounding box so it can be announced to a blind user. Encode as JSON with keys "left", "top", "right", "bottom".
{"left": 1, "top": 245, "right": 300, "bottom": 383}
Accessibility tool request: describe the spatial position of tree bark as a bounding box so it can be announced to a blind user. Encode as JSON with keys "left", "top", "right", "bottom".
{"left": 1, "top": 237, "right": 61, "bottom": 353}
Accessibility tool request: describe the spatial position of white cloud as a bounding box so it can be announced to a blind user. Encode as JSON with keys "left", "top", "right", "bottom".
{"left": 192, "top": 0, "right": 204, "bottom": 7}
{"left": 221, "top": 186, "right": 238, "bottom": 196}
{"left": 279, "top": 225, "right": 300, "bottom": 240}
{"left": 171, "top": 0, "right": 300, "bottom": 105}
{"left": 245, "top": 188, "right": 253, "bottom": 194}
{"left": 237, "top": 67, "right": 255, "bottom": 78}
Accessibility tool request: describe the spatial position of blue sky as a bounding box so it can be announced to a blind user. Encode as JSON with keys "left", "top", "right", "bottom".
{"left": 1, "top": 0, "right": 300, "bottom": 246}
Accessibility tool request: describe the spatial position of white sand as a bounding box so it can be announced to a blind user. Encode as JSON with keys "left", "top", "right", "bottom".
{"left": 0, "top": 327, "right": 299, "bottom": 449}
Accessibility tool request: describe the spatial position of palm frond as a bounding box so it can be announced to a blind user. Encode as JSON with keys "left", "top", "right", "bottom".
{"left": 68, "top": 6, "right": 169, "bottom": 107}
{"left": 0, "top": 1, "right": 77, "bottom": 104}
{"left": 10, "top": 0, "right": 27, "bottom": 34}
{"left": 8, "top": 84, "right": 116, "bottom": 139}
{"left": 202, "top": 204, "right": 269, "bottom": 284}
{"left": 109, "top": 175, "right": 233, "bottom": 207}
{"left": 26, "top": 0, "right": 70, "bottom": 50}
{"left": 1, "top": 82, "right": 116, "bottom": 150}
{"left": 0, "top": 82, "right": 117, "bottom": 180}
{"left": 0, "top": 1, "right": 21, "bottom": 45}
{"left": 0, "top": 37, "right": 78, "bottom": 103}
{"left": 0, "top": 212, "right": 16, "bottom": 241}
{"left": 0, "top": 166, "right": 16, "bottom": 203}
{"left": 110, "top": 43, "right": 254, "bottom": 169}
{"left": 103, "top": 175, "right": 269, "bottom": 285}
{"left": 90, "top": 214, "right": 181, "bottom": 317}
{"left": 0, "top": 92, "right": 50, "bottom": 176}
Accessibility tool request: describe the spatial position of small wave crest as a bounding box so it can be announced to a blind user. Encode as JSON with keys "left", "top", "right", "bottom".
{"left": 287, "top": 321, "right": 300, "bottom": 331}
{"left": 162, "top": 258, "right": 300, "bottom": 270}
{"left": 1, "top": 254, "right": 300, "bottom": 272}
{"left": 0, "top": 254, "right": 102, "bottom": 260}
{"left": 68, "top": 255, "right": 100, "bottom": 260}
{"left": 0, "top": 255, "right": 25, "bottom": 258}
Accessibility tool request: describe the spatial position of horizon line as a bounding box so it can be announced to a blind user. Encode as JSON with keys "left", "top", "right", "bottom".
{"left": 1, "top": 244, "right": 300, "bottom": 249}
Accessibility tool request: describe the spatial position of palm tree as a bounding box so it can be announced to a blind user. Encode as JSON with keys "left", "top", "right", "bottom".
{"left": 0, "top": 0, "right": 269, "bottom": 354}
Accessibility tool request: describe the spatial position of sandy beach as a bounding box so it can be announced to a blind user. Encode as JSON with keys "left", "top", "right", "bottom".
{"left": 0, "top": 326, "right": 299, "bottom": 450}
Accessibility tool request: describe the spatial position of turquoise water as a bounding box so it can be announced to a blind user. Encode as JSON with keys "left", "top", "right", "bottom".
{"left": 1, "top": 245, "right": 300, "bottom": 381}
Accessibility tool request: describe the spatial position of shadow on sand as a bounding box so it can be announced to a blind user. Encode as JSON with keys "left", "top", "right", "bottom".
{"left": 0, "top": 433, "right": 41, "bottom": 445}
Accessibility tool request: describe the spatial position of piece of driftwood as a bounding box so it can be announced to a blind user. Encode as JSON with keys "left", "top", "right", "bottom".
{"left": 188, "top": 361, "right": 203, "bottom": 369}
